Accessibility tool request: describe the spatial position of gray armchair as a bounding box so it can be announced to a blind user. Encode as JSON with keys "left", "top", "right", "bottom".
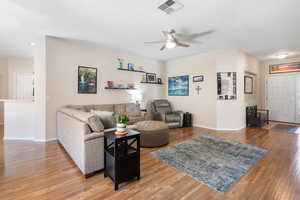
{"left": 146, "top": 99, "right": 183, "bottom": 128}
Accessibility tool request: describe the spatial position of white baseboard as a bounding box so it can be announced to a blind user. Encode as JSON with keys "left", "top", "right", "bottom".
{"left": 194, "top": 124, "right": 245, "bottom": 131}
{"left": 3, "top": 137, "right": 57, "bottom": 142}
{"left": 3, "top": 137, "right": 34, "bottom": 141}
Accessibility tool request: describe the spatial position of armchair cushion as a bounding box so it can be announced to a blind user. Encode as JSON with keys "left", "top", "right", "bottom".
{"left": 165, "top": 113, "right": 181, "bottom": 122}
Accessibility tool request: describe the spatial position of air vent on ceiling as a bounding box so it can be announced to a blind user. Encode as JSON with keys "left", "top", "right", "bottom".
{"left": 158, "top": 0, "right": 184, "bottom": 15}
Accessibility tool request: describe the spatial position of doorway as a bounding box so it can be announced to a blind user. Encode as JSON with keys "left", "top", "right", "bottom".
{"left": 267, "top": 74, "right": 300, "bottom": 123}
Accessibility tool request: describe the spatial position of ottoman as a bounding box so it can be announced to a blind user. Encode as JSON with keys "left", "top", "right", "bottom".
{"left": 134, "top": 121, "right": 169, "bottom": 147}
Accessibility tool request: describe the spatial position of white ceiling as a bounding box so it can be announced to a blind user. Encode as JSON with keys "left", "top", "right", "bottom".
{"left": 1, "top": 0, "right": 300, "bottom": 60}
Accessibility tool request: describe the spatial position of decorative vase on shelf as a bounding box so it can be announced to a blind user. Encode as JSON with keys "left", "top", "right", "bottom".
{"left": 117, "top": 58, "right": 124, "bottom": 69}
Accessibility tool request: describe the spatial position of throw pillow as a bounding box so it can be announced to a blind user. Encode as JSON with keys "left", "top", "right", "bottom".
{"left": 91, "top": 110, "right": 117, "bottom": 129}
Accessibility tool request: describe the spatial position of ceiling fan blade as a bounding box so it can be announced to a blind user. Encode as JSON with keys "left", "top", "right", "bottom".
{"left": 175, "top": 30, "right": 214, "bottom": 42}
{"left": 144, "top": 41, "right": 165, "bottom": 44}
{"left": 160, "top": 44, "right": 166, "bottom": 51}
{"left": 176, "top": 41, "right": 190, "bottom": 48}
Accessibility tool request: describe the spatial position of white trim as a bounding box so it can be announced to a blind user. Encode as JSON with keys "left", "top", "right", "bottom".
{"left": 3, "top": 137, "right": 34, "bottom": 141}
{"left": 34, "top": 138, "right": 57, "bottom": 142}
{"left": 194, "top": 124, "right": 245, "bottom": 131}
{"left": 3, "top": 137, "right": 57, "bottom": 142}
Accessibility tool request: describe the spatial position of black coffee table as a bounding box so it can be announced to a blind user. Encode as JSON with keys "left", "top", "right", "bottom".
{"left": 104, "top": 129, "right": 140, "bottom": 190}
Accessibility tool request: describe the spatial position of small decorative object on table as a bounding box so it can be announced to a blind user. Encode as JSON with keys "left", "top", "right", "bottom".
{"left": 116, "top": 114, "right": 129, "bottom": 135}
{"left": 128, "top": 63, "right": 134, "bottom": 71}
{"left": 104, "top": 129, "right": 140, "bottom": 190}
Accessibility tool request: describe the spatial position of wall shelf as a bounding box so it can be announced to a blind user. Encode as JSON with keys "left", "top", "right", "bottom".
{"left": 117, "top": 68, "right": 145, "bottom": 73}
{"left": 140, "top": 82, "right": 163, "bottom": 85}
{"left": 105, "top": 87, "right": 136, "bottom": 90}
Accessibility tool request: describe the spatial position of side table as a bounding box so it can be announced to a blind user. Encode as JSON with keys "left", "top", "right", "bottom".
{"left": 104, "top": 129, "right": 140, "bottom": 190}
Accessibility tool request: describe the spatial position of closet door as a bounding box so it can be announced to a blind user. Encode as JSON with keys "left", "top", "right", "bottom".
{"left": 296, "top": 75, "right": 300, "bottom": 123}
{"left": 267, "top": 75, "right": 296, "bottom": 123}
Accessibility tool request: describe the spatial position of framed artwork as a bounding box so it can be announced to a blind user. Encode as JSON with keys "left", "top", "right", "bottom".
{"left": 193, "top": 75, "right": 204, "bottom": 82}
{"left": 168, "top": 75, "right": 189, "bottom": 96}
{"left": 146, "top": 73, "right": 156, "bottom": 83}
{"left": 217, "top": 72, "right": 236, "bottom": 100}
{"left": 244, "top": 76, "right": 253, "bottom": 94}
{"left": 269, "top": 62, "right": 300, "bottom": 74}
{"left": 78, "top": 66, "right": 97, "bottom": 94}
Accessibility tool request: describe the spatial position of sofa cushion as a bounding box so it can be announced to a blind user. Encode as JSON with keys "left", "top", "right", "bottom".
{"left": 94, "top": 104, "right": 114, "bottom": 112}
{"left": 66, "top": 105, "right": 95, "bottom": 112}
{"left": 165, "top": 113, "right": 181, "bottom": 122}
{"left": 59, "top": 108, "right": 104, "bottom": 132}
{"left": 153, "top": 100, "right": 171, "bottom": 113}
{"left": 114, "top": 104, "right": 126, "bottom": 115}
{"left": 91, "top": 110, "right": 116, "bottom": 129}
{"left": 128, "top": 115, "right": 145, "bottom": 125}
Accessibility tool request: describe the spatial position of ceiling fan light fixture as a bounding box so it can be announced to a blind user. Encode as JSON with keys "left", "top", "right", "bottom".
{"left": 166, "top": 40, "right": 176, "bottom": 49}
{"left": 276, "top": 52, "right": 289, "bottom": 59}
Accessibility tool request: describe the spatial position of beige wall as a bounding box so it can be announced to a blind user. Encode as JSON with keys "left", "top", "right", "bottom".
{"left": 165, "top": 50, "right": 260, "bottom": 130}
{"left": 0, "top": 57, "right": 33, "bottom": 124}
{"left": 0, "top": 58, "right": 8, "bottom": 124}
{"left": 260, "top": 57, "right": 300, "bottom": 109}
{"left": 7, "top": 58, "right": 34, "bottom": 99}
{"left": 45, "top": 36, "right": 166, "bottom": 139}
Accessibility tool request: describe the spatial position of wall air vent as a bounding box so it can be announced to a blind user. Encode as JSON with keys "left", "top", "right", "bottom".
{"left": 158, "top": 0, "right": 184, "bottom": 15}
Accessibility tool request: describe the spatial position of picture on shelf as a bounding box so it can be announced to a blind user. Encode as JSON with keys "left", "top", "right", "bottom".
{"left": 146, "top": 73, "right": 156, "bottom": 83}
{"left": 128, "top": 63, "right": 134, "bottom": 71}
{"left": 168, "top": 75, "right": 189, "bottom": 96}
{"left": 78, "top": 66, "right": 97, "bottom": 94}
{"left": 193, "top": 75, "right": 204, "bottom": 82}
{"left": 157, "top": 78, "right": 162, "bottom": 84}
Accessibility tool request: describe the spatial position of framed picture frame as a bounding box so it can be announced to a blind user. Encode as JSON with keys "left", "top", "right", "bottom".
{"left": 217, "top": 72, "right": 237, "bottom": 100}
{"left": 269, "top": 62, "right": 300, "bottom": 74}
{"left": 168, "top": 75, "right": 189, "bottom": 96}
{"left": 193, "top": 75, "right": 204, "bottom": 82}
{"left": 244, "top": 76, "right": 253, "bottom": 94}
{"left": 146, "top": 73, "right": 156, "bottom": 83}
{"left": 78, "top": 66, "right": 97, "bottom": 94}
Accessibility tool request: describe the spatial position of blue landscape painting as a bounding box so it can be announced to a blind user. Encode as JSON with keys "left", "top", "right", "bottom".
{"left": 168, "top": 75, "right": 189, "bottom": 96}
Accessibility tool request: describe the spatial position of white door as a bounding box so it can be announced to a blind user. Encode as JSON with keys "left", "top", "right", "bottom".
{"left": 267, "top": 75, "right": 296, "bottom": 123}
{"left": 16, "top": 73, "right": 34, "bottom": 100}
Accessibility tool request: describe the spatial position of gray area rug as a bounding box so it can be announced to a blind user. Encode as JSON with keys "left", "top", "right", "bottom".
{"left": 271, "top": 124, "right": 300, "bottom": 134}
{"left": 151, "top": 135, "right": 267, "bottom": 192}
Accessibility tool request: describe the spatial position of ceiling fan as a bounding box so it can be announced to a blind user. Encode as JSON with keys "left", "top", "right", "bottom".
{"left": 144, "top": 29, "right": 213, "bottom": 51}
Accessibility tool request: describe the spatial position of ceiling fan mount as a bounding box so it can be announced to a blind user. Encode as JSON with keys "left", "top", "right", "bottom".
{"left": 144, "top": 29, "right": 213, "bottom": 51}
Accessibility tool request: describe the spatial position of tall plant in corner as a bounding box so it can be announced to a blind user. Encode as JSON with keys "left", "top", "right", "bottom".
{"left": 116, "top": 114, "right": 129, "bottom": 131}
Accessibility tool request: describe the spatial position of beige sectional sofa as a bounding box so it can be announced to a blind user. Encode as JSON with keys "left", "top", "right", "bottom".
{"left": 57, "top": 103, "right": 145, "bottom": 176}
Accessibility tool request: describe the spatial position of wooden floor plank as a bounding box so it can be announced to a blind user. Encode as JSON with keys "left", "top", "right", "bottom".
{"left": 1, "top": 124, "right": 300, "bottom": 200}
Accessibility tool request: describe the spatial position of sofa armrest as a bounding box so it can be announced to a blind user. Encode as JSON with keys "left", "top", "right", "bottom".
{"left": 84, "top": 132, "right": 104, "bottom": 141}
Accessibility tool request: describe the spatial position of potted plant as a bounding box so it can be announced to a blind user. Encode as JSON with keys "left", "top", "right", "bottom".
{"left": 116, "top": 114, "right": 129, "bottom": 131}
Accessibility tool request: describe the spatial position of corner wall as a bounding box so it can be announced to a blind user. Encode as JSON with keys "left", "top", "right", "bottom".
{"left": 45, "top": 36, "right": 166, "bottom": 140}
{"left": 165, "top": 50, "right": 260, "bottom": 130}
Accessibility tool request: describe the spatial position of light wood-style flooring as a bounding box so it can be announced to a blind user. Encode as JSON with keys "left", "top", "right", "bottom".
{"left": 1, "top": 124, "right": 300, "bottom": 200}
